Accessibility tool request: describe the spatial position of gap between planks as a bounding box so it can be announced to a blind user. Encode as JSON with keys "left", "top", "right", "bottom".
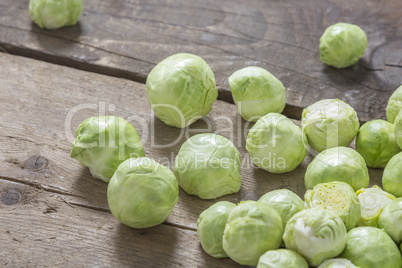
{"left": 0, "top": 44, "right": 304, "bottom": 121}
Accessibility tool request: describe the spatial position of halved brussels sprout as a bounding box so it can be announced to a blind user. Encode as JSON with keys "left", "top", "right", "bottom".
{"left": 107, "top": 157, "right": 179, "bottom": 228}
{"left": 356, "top": 185, "right": 396, "bottom": 227}
{"left": 228, "top": 66, "right": 286, "bottom": 122}
{"left": 386, "top": 85, "right": 402, "bottom": 123}
{"left": 283, "top": 208, "right": 347, "bottom": 266}
{"left": 378, "top": 198, "right": 402, "bottom": 244}
{"left": 29, "top": 0, "right": 83, "bottom": 29}
{"left": 319, "top": 23, "right": 367, "bottom": 68}
{"left": 146, "top": 53, "right": 218, "bottom": 128}
{"left": 383, "top": 152, "right": 402, "bottom": 197}
{"left": 223, "top": 201, "right": 283, "bottom": 266}
{"left": 174, "top": 133, "right": 241, "bottom": 199}
{"left": 301, "top": 99, "right": 359, "bottom": 152}
{"left": 340, "top": 227, "right": 402, "bottom": 268}
{"left": 355, "top": 120, "right": 400, "bottom": 168}
{"left": 257, "top": 249, "right": 308, "bottom": 268}
{"left": 304, "top": 147, "right": 369, "bottom": 191}
{"left": 196, "top": 201, "right": 237, "bottom": 258}
{"left": 246, "top": 113, "right": 308, "bottom": 173}
{"left": 318, "top": 258, "right": 360, "bottom": 268}
{"left": 258, "top": 189, "right": 305, "bottom": 228}
{"left": 70, "top": 116, "right": 145, "bottom": 182}
{"left": 305, "top": 181, "right": 361, "bottom": 230}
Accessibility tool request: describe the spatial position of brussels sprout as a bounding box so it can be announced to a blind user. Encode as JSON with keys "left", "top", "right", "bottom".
{"left": 319, "top": 23, "right": 367, "bottom": 68}
{"left": 304, "top": 147, "right": 369, "bottom": 191}
{"left": 222, "top": 201, "right": 283, "bottom": 266}
{"left": 394, "top": 111, "right": 402, "bottom": 150}
{"left": 378, "top": 198, "right": 402, "bottom": 244}
{"left": 355, "top": 120, "right": 400, "bottom": 168}
{"left": 340, "top": 227, "right": 402, "bottom": 268}
{"left": 174, "top": 133, "right": 241, "bottom": 199}
{"left": 301, "top": 99, "right": 359, "bottom": 152}
{"left": 386, "top": 85, "right": 402, "bottom": 123}
{"left": 196, "top": 201, "right": 236, "bottom": 258}
{"left": 70, "top": 116, "right": 145, "bottom": 182}
{"left": 356, "top": 185, "right": 396, "bottom": 227}
{"left": 305, "top": 181, "right": 361, "bottom": 230}
{"left": 146, "top": 53, "right": 217, "bottom": 128}
{"left": 107, "top": 157, "right": 178, "bottom": 228}
{"left": 258, "top": 189, "right": 305, "bottom": 228}
{"left": 257, "top": 249, "right": 308, "bottom": 268}
{"left": 283, "top": 208, "right": 347, "bottom": 266}
{"left": 317, "top": 258, "right": 360, "bottom": 268}
{"left": 246, "top": 113, "right": 308, "bottom": 173}
{"left": 228, "top": 66, "right": 286, "bottom": 122}
{"left": 29, "top": 0, "right": 83, "bottom": 30}
{"left": 383, "top": 152, "right": 402, "bottom": 197}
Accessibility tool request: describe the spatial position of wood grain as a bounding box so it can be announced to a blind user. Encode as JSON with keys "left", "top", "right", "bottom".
{"left": 0, "top": 0, "right": 401, "bottom": 122}
{"left": 0, "top": 53, "right": 384, "bottom": 266}
{"left": 0, "top": 179, "right": 240, "bottom": 267}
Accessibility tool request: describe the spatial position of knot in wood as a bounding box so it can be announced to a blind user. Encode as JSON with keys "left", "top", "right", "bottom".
{"left": 1, "top": 189, "right": 21, "bottom": 205}
{"left": 22, "top": 155, "right": 49, "bottom": 171}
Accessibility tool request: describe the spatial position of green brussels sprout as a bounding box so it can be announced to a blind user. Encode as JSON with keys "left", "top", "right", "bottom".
{"left": 340, "top": 227, "right": 402, "bottom": 268}
{"left": 257, "top": 249, "right": 308, "bottom": 268}
{"left": 283, "top": 208, "right": 347, "bottom": 266}
{"left": 304, "top": 147, "right": 369, "bottom": 191}
{"left": 196, "top": 201, "right": 236, "bottom": 258}
{"left": 146, "top": 53, "right": 217, "bottom": 128}
{"left": 301, "top": 99, "right": 359, "bottom": 152}
{"left": 378, "top": 198, "right": 402, "bottom": 244}
{"left": 386, "top": 85, "right": 402, "bottom": 123}
{"left": 70, "top": 116, "right": 145, "bottom": 182}
{"left": 317, "top": 258, "right": 360, "bottom": 268}
{"left": 246, "top": 113, "right": 308, "bottom": 173}
{"left": 305, "top": 181, "right": 361, "bottom": 230}
{"left": 222, "top": 201, "right": 283, "bottom": 266}
{"left": 383, "top": 152, "right": 402, "bottom": 197}
{"left": 107, "top": 157, "right": 178, "bottom": 228}
{"left": 355, "top": 120, "right": 400, "bottom": 168}
{"left": 319, "top": 23, "right": 367, "bottom": 68}
{"left": 258, "top": 189, "right": 305, "bottom": 228}
{"left": 228, "top": 66, "right": 286, "bottom": 122}
{"left": 394, "top": 111, "right": 402, "bottom": 150}
{"left": 29, "top": 0, "right": 83, "bottom": 30}
{"left": 174, "top": 133, "right": 241, "bottom": 199}
{"left": 356, "top": 185, "right": 396, "bottom": 227}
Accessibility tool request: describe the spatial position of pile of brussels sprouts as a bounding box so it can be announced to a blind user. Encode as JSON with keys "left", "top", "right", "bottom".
{"left": 65, "top": 15, "right": 402, "bottom": 267}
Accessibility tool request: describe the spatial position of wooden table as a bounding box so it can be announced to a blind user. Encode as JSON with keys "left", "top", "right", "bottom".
{"left": 0, "top": 0, "right": 400, "bottom": 267}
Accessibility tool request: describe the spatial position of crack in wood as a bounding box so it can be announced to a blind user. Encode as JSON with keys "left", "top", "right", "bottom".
{"left": 385, "top": 63, "right": 402, "bottom": 69}
{"left": 66, "top": 201, "right": 197, "bottom": 232}
{"left": 66, "top": 200, "right": 111, "bottom": 213}
{"left": 163, "top": 222, "right": 197, "bottom": 232}
{"left": 0, "top": 175, "right": 197, "bottom": 232}
{"left": 69, "top": 201, "right": 199, "bottom": 233}
{"left": 0, "top": 175, "right": 79, "bottom": 198}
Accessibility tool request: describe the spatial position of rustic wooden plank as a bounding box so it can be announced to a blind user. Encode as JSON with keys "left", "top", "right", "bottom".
{"left": 0, "top": 53, "right": 384, "bottom": 266}
{"left": 0, "top": 0, "right": 401, "bottom": 122}
{"left": 0, "top": 179, "right": 240, "bottom": 267}
{"left": 0, "top": 52, "right": 383, "bottom": 228}
{"left": 0, "top": 51, "right": 303, "bottom": 230}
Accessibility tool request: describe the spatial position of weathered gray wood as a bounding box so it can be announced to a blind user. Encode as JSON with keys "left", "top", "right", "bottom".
{"left": 0, "top": 0, "right": 401, "bottom": 122}
{"left": 0, "top": 53, "right": 383, "bottom": 266}
{"left": 0, "top": 179, "right": 240, "bottom": 267}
